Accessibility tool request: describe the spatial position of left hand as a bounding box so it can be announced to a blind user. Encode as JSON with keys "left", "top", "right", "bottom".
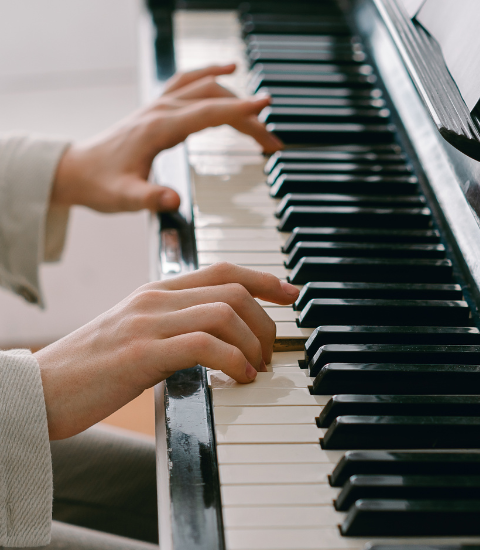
{"left": 51, "top": 64, "right": 283, "bottom": 213}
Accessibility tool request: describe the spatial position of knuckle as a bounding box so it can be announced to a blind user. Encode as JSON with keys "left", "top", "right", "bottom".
{"left": 227, "top": 282, "right": 249, "bottom": 305}
{"left": 211, "top": 261, "right": 236, "bottom": 278}
{"left": 188, "top": 331, "right": 213, "bottom": 352}
{"left": 211, "top": 301, "right": 236, "bottom": 323}
{"left": 128, "top": 289, "right": 164, "bottom": 312}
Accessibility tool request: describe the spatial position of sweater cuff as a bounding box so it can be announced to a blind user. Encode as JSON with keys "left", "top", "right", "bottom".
{"left": 0, "top": 135, "right": 71, "bottom": 306}
{"left": 0, "top": 349, "right": 52, "bottom": 547}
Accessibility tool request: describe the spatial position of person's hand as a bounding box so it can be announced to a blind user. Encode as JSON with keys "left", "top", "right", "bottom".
{"left": 35, "top": 263, "right": 299, "bottom": 440}
{"left": 51, "top": 63, "right": 283, "bottom": 214}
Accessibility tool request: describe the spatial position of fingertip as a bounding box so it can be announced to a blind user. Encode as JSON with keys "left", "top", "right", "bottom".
{"left": 245, "top": 361, "right": 258, "bottom": 381}
{"left": 157, "top": 187, "right": 181, "bottom": 212}
{"left": 262, "top": 133, "right": 284, "bottom": 154}
{"left": 280, "top": 280, "right": 300, "bottom": 301}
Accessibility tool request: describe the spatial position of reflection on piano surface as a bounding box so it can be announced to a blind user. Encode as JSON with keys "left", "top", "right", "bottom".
{"left": 143, "top": 1, "right": 480, "bottom": 549}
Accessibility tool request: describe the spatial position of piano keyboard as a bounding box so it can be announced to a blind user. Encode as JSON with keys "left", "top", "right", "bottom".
{"left": 161, "top": 2, "right": 480, "bottom": 549}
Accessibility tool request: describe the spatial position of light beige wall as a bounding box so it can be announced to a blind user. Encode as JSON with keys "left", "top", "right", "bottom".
{"left": 0, "top": 0, "right": 150, "bottom": 347}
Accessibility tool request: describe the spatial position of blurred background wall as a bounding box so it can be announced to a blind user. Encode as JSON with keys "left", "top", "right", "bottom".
{"left": 0, "top": 0, "right": 154, "bottom": 434}
{"left": 0, "top": 0, "right": 150, "bottom": 348}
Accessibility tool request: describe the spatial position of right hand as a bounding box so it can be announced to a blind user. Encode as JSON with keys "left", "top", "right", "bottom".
{"left": 35, "top": 263, "right": 299, "bottom": 440}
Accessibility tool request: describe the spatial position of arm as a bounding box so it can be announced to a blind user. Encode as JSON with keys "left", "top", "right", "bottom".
{"left": 0, "top": 135, "right": 70, "bottom": 305}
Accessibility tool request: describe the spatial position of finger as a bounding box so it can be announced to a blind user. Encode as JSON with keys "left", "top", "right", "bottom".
{"left": 168, "top": 76, "right": 237, "bottom": 101}
{"left": 118, "top": 177, "right": 181, "bottom": 212}
{"left": 151, "top": 95, "right": 274, "bottom": 150}
{"left": 149, "top": 284, "right": 276, "bottom": 363}
{"left": 155, "top": 303, "right": 263, "bottom": 369}
{"left": 147, "top": 332, "right": 257, "bottom": 383}
{"left": 233, "top": 114, "right": 284, "bottom": 153}
{"left": 163, "top": 63, "right": 237, "bottom": 94}
{"left": 158, "top": 262, "right": 299, "bottom": 305}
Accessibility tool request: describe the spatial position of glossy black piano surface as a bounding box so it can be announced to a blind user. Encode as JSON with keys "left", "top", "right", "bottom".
{"left": 147, "top": 0, "right": 480, "bottom": 548}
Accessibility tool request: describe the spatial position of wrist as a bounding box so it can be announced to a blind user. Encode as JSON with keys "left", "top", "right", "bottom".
{"left": 50, "top": 144, "right": 84, "bottom": 207}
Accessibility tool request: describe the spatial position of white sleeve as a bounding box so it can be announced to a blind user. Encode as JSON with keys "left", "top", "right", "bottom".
{"left": 0, "top": 134, "right": 71, "bottom": 306}
{"left": 0, "top": 349, "right": 52, "bottom": 547}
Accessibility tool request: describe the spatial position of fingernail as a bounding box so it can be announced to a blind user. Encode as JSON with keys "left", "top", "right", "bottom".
{"left": 255, "top": 92, "right": 271, "bottom": 101}
{"left": 245, "top": 361, "right": 257, "bottom": 380}
{"left": 260, "top": 360, "right": 267, "bottom": 372}
{"left": 280, "top": 280, "right": 299, "bottom": 298}
{"left": 268, "top": 133, "right": 284, "bottom": 148}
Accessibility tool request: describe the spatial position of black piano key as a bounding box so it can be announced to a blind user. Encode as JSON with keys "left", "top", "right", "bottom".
{"left": 341, "top": 499, "right": 480, "bottom": 536}
{"left": 330, "top": 451, "right": 480, "bottom": 487}
{"left": 297, "top": 282, "right": 460, "bottom": 311}
{"left": 304, "top": 325, "right": 479, "bottom": 362}
{"left": 322, "top": 416, "right": 480, "bottom": 450}
{"left": 266, "top": 150, "right": 406, "bottom": 172}
{"left": 278, "top": 206, "right": 431, "bottom": 232}
{"left": 246, "top": 34, "right": 358, "bottom": 46}
{"left": 319, "top": 395, "right": 480, "bottom": 429}
{"left": 239, "top": 3, "right": 343, "bottom": 16}
{"left": 268, "top": 122, "right": 395, "bottom": 145}
{"left": 288, "top": 257, "right": 452, "bottom": 285}
{"left": 270, "top": 174, "right": 418, "bottom": 197}
{"left": 239, "top": 3, "right": 343, "bottom": 15}
{"left": 269, "top": 96, "right": 384, "bottom": 107}
{"left": 366, "top": 547, "right": 476, "bottom": 550}
{"left": 286, "top": 242, "right": 444, "bottom": 268}
{"left": 242, "top": 20, "right": 350, "bottom": 37}
{"left": 277, "top": 194, "right": 423, "bottom": 216}
{"left": 310, "top": 342, "right": 477, "bottom": 376}
{"left": 268, "top": 164, "right": 411, "bottom": 186}
{"left": 249, "top": 50, "right": 366, "bottom": 64}
{"left": 260, "top": 106, "right": 390, "bottom": 125}
{"left": 283, "top": 228, "right": 439, "bottom": 254}
{"left": 249, "top": 73, "right": 377, "bottom": 93}
{"left": 252, "top": 62, "right": 373, "bottom": 75}
{"left": 277, "top": 195, "right": 422, "bottom": 217}
{"left": 257, "top": 86, "right": 382, "bottom": 98}
{"left": 312, "top": 363, "right": 480, "bottom": 396}
{"left": 335, "top": 474, "right": 480, "bottom": 512}
{"left": 243, "top": 14, "right": 345, "bottom": 24}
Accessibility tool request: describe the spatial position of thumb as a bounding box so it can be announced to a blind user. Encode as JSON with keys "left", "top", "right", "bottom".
{"left": 122, "top": 178, "right": 181, "bottom": 212}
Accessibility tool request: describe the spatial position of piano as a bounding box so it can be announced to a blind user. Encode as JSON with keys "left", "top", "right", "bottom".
{"left": 140, "top": 1, "right": 480, "bottom": 549}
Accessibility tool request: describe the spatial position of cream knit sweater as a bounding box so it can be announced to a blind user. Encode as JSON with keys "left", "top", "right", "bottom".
{"left": 0, "top": 135, "right": 71, "bottom": 546}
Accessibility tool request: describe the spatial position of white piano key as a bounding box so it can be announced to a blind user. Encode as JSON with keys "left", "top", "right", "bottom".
{"left": 212, "top": 388, "right": 329, "bottom": 407}
{"left": 195, "top": 228, "right": 287, "bottom": 242}
{"left": 219, "top": 463, "right": 332, "bottom": 485}
{"left": 264, "top": 308, "right": 298, "bottom": 322}
{"left": 195, "top": 194, "right": 277, "bottom": 207}
{"left": 269, "top": 351, "right": 304, "bottom": 365}
{"left": 224, "top": 527, "right": 362, "bottom": 550}
{"left": 198, "top": 240, "right": 283, "bottom": 252}
{"left": 215, "top": 423, "right": 324, "bottom": 444}
{"left": 256, "top": 298, "right": 302, "bottom": 307}
{"left": 223, "top": 506, "right": 341, "bottom": 529}
{"left": 221, "top": 483, "right": 337, "bottom": 506}
{"left": 275, "top": 322, "right": 314, "bottom": 339}
{"left": 209, "top": 372, "right": 309, "bottom": 390}
{"left": 194, "top": 215, "right": 277, "bottom": 229}
{"left": 267, "top": 366, "right": 305, "bottom": 372}
{"left": 216, "top": 444, "right": 343, "bottom": 465}
{"left": 198, "top": 252, "right": 285, "bottom": 266}
{"left": 194, "top": 208, "right": 278, "bottom": 228}
{"left": 213, "top": 405, "right": 320, "bottom": 425}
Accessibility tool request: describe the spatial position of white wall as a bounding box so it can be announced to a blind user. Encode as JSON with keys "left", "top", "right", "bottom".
{"left": 0, "top": 0, "right": 150, "bottom": 347}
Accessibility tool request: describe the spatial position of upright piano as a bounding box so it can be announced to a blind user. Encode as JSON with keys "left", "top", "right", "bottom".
{"left": 140, "top": 1, "right": 480, "bottom": 549}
